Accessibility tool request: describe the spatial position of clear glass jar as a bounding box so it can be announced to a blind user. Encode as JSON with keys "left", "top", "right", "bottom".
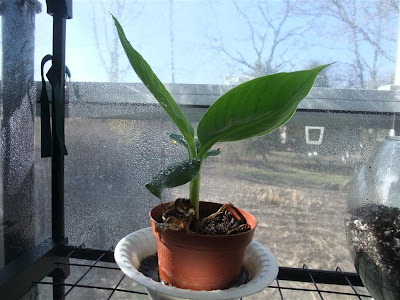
{"left": 346, "top": 136, "right": 400, "bottom": 300}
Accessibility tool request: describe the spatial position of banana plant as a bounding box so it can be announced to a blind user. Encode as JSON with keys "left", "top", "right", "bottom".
{"left": 113, "top": 15, "right": 330, "bottom": 219}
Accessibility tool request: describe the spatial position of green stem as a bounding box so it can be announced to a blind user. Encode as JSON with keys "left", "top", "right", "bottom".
{"left": 197, "top": 144, "right": 213, "bottom": 162}
{"left": 189, "top": 149, "right": 207, "bottom": 219}
{"left": 187, "top": 138, "right": 201, "bottom": 218}
{"left": 189, "top": 172, "right": 201, "bottom": 219}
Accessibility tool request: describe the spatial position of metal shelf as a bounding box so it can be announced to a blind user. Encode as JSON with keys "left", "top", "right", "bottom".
{"left": 15, "top": 244, "right": 371, "bottom": 299}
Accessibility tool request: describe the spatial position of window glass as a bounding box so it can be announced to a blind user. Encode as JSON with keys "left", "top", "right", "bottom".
{"left": 47, "top": 0, "right": 398, "bottom": 88}
{"left": 56, "top": 1, "right": 400, "bottom": 275}
{"left": 62, "top": 1, "right": 398, "bottom": 270}
{"left": 1, "top": 0, "right": 46, "bottom": 267}
{"left": 2, "top": 0, "right": 399, "bottom": 277}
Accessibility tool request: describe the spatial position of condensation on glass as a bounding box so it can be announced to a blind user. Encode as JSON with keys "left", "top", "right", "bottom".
{"left": 58, "top": 1, "right": 400, "bottom": 275}
{"left": 0, "top": 0, "right": 45, "bottom": 268}
{"left": 2, "top": 0, "right": 400, "bottom": 280}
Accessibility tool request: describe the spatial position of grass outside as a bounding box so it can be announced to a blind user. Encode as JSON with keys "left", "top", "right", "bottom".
{"left": 209, "top": 150, "right": 353, "bottom": 189}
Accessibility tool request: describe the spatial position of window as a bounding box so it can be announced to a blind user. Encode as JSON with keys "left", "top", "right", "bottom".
{"left": 1, "top": 0, "right": 398, "bottom": 281}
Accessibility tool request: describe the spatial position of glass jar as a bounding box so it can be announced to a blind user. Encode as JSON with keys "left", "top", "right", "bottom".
{"left": 346, "top": 136, "right": 400, "bottom": 300}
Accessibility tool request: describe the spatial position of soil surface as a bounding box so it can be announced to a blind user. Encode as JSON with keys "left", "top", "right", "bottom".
{"left": 199, "top": 207, "right": 250, "bottom": 235}
{"left": 160, "top": 198, "right": 250, "bottom": 235}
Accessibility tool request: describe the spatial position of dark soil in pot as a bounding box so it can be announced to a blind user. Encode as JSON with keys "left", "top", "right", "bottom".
{"left": 345, "top": 204, "right": 400, "bottom": 299}
{"left": 156, "top": 198, "right": 252, "bottom": 234}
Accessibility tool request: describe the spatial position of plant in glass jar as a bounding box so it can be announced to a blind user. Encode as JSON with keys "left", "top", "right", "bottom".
{"left": 112, "top": 16, "right": 329, "bottom": 291}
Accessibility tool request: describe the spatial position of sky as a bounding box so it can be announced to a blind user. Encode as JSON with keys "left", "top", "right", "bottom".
{"left": 5, "top": 0, "right": 400, "bottom": 86}
{"left": 35, "top": 0, "right": 237, "bottom": 83}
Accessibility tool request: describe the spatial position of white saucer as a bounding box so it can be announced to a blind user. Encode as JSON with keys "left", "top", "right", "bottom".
{"left": 114, "top": 227, "right": 278, "bottom": 300}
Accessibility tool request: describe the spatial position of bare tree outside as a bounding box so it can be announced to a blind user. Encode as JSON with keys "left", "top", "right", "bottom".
{"left": 91, "top": 0, "right": 144, "bottom": 82}
{"left": 207, "top": 0, "right": 311, "bottom": 79}
{"left": 300, "top": 0, "right": 398, "bottom": 89}
{"left": 207, "top": 0, "right": 397, "bottom": 89}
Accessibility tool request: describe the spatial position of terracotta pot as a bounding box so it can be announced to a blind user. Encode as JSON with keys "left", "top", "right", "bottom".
{"left": 149, "top": 201, "right": 257, "bottom": 291}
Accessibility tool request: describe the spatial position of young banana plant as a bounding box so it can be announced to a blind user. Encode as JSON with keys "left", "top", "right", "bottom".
{"left": 112, "top": 15, "right": 330, "bottom": 219}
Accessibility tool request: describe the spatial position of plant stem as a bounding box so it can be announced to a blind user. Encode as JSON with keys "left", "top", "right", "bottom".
{"left": 189, "top": 173, "right": 201, "bottom": 219}
{"left": 186, "top": 138, "right": 201, "bottom": 218}
{"left": 189, "top": 148, "right": 209, "bottom": 219}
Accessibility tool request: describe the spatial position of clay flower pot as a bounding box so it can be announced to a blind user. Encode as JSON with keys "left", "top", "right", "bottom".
{"left": 150, "top": 201, "right": 257, "bottom": 291}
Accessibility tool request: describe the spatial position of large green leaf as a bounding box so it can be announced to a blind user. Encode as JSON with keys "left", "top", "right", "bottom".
{"left": 197, "top": 65, "right": 329, "bottom": 155}
{"left": 145, "top": 158, "right": 201, "bottom": 199}
{"left": 112, "top": 16, "right": 195, "bottom": 148}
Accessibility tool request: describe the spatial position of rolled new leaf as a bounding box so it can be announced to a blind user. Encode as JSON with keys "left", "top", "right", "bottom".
{"left": 197, "top": 65, "right": 330, "bottom": 156}
{"left": 146, "top": 158, "right": 201, "bottom": 199}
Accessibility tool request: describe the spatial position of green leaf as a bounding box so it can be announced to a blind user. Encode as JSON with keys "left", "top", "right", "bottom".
{"left": 205, "top": 149, "right": 221, "bottom": 158}
{"left": 112, "top": 15, "right": 195, "bottom": 149}
{"left": 166, "top": 132, "right": 188, "bottom": 148}
{"left": 145, "top": 158, "right": 201, "bottom": 199}
{"left": 197, "top": 65, "right": 330, "bottom": 155}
